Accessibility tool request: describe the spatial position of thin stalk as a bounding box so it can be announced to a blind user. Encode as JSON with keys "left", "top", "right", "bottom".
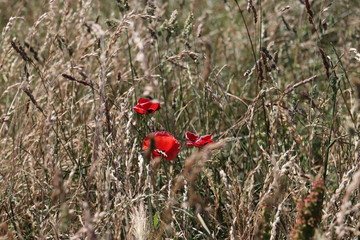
{"left": 126, "top": 30, "right": 137, "bottom": 100}
{"left": 323, "top": 75, "right": 338, "bottom": 182}
{"left": 155, "top": 40, "right": 171, "bottom": 132}
{"left": 234, "top": 0, "right": 258, "bottom": 75}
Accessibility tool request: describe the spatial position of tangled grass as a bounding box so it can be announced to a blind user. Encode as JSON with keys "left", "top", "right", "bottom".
{"left": 0, "top": 0, "right": 359, "bottom": 239}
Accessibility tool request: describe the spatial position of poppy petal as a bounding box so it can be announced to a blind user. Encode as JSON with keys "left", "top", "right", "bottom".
{"left": 165, "top": 143, "right": 181, "bottom": 160}
{"left": 185, "top": 131, "right": 199, "bottom": 142}
{"left": 142, "top": 131, "right": 180, "bottom": 160}
{"left": 134, "top": 98, "right": 160, "bottom": 114}
{"left": 187, "top": 141, "right": 195, "bottom": 147}
{"left": 142, "top": 138, "right": 149, "bottom": 150}
{"left": 196, "top": 139, "right": 214, "bottom": 147}
{"left": 186, "top": 132, "right": 214, "bottom": 148}
{"left": 139, "top": 101, "right": 152, "bottom": 108}
{"left": 198, "top": 135, "right": 213, "bottom": 142}
{"left": 147, "top": 103, "right": 160, "bottom": 113}
{"left": 154, "top": 135, "right": 176, "bottom": 152}
{"left": 133, "top": 106, "right": 147, "bottom": 114}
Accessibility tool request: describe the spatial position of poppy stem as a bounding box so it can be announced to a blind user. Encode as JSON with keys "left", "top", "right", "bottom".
{"left": 155, "top": 40, "right": 172, "bottom": 132}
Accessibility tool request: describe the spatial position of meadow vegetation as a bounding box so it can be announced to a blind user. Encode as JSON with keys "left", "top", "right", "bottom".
{"left": 0, "top": 0, "right": 359, "bottom": 239}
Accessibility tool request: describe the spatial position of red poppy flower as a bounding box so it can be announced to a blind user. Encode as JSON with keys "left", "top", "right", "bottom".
{"left": 133, "top": 98, "right": 160, "bottom": 114}
{"left": 142, "top": 131, "right": 180, "bottom": 160}
{"left": 185, "top": 131, "right": 214, "bottom": 148}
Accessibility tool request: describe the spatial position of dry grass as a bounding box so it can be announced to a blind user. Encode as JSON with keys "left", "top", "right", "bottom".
{"left": 0, "top": 0, "right": 360, "bottom": 239}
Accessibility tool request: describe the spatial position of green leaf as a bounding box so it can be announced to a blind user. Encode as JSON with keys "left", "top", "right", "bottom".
{"left": 153, "top": 212, "right": 159, "bottom": 229}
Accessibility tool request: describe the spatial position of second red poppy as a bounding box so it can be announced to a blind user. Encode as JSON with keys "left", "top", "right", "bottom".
{"left": 185, "top": 131, "right": 214, "bottom": 148}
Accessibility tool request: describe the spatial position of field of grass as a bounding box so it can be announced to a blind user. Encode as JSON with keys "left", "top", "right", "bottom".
{"left": 0, "top": 0, "right": 359, "bottom": 239}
